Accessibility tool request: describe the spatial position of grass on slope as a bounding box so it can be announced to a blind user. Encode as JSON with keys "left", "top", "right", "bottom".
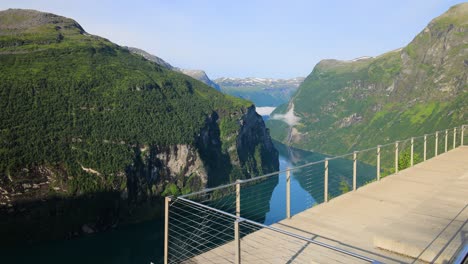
{"left": 0, "top": 12, "right": 252, "bottom": 195}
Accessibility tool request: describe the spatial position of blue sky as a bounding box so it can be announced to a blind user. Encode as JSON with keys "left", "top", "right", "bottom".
{"left": 1, "top": 0, "right": 465, "bottom": 78}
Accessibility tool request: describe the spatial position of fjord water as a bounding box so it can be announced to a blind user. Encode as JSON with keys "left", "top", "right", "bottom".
{"left": 2, "top": 142, "right": 375, "bottom": 264}
{"left": 2, "top": 219, "right": 164, "bottom": 264}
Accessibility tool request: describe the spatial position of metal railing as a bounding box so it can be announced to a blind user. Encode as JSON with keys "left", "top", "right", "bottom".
{"left": 165, "top": 125, "right": 466, "bottom": 264}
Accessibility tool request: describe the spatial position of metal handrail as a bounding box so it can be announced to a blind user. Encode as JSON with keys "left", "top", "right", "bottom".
{"left": 452, "top": 243, "right": 468, "bottom": 264}
{"left": 168, "top": 125, "right": 466, "bottom": 263}
{"left": 177, "top": 197, "right": 379, "bottom": 263}
{"left": 180, "top": 125, "right": 466, "bottom": 199}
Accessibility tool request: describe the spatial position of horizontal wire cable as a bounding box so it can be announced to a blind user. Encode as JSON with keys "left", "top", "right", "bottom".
{"left": 169, "top": 226, "right": 235, "bottom": 256}
{"left": 170, "top": 211, "right": 233, "bottom": 236}
{"left": 170, "top": 204, "right": 236, "bottom": 224}
{"left": 169, "top": 212, "right": 234, "bottom": 237}
{"left": 173, "top": 199, "right": 377, "bottom": 263}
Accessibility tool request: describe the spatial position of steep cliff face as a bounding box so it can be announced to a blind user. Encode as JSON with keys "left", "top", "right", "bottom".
{"left": 123, "top": 107, "right": 279, "bottom": 199}
{"left": 0, "top": 106, "right": 277, "bottom": 243}
{"left": 236, "top": 106, "right": 279, "bottom": 177}
{"left": 268, "top": 3, "right": 467, "bottom": 154}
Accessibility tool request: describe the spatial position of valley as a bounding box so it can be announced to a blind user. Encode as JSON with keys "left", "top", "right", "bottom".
{"left": 0, "top": 2, "right": 466, "bottom": 264}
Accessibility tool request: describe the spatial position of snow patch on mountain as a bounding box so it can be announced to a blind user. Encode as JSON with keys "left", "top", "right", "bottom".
{"left": 255, "top": 106, "right": 276, "bottom": 116}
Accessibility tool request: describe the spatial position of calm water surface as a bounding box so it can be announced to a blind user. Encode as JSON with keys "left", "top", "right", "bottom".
{"left": 3, "top": 142, "right": 370, "bottom": 264}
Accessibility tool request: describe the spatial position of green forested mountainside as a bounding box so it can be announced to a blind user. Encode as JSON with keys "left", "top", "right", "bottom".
{"left": 0, "top": 9, "right": 277, "bottom": 202}
{"left": 268, "top": 3, "right": 467, "bottom": 154}
{"left": 0, "top": 9, "right": 279, "bottom": 242}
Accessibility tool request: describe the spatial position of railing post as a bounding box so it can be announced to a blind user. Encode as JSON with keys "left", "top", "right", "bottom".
{"left": 353, "top": 151, "right": 357, "bottom": 191}
{"left": 235, "top": 181, "right": 242, "bottom": 264}
{"left": 324, "top": 158, "right": 329, "bottom": 202}
{"left": 453, "top": 127, "right": 457, "bottom": 149}
{"left": 445, "top": 129, "right": 448, "bottom": 152}
{"left": 164, "top": 196, "right": 172, "bottom": 264}
{"left": 236, "top": 180, "right": 241, "bottom": 218}
{"left": 435, "top": 131, "right": 439, "bottom": 156}
{"left": 377, "top": 145, "right": 381, "bottom": 181}
{"left": 423, "top": 135, "right": 427, "bottom": 161}
{"left": 462, "top": 125, "right": 465, "bottom": 146}
{"left": 286, "top": 168, "right": 291, "bottom": 219}
{"left": 395, "top": 141, "right": 399, "bottom": 174}
{"left": 234, "top": 219, "right": 241, "bottom": 264}
{"left": 410, "top": 137, "right": 414, "bottom": 167}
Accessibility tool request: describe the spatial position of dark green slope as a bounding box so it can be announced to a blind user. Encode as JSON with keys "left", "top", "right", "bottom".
{"left": 0, "top": 9, "right": 278, "bottom": 242}
{"left": 268, "top": 3, "right": 467, "bottom": 154}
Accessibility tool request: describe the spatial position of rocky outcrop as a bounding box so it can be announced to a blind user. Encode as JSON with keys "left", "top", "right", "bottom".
{"left": 338, "top": 113, "right": 363, "bottom": 128}
{"left": 179, "top": 69, "right": 221, "bottom": 91}
{"left": 156, "top": 145, "right": 208, "bottom": 184}
{"left": 126, "top": 47, "right": 175, "bottom": 70}
{"left": 0, "top": 9, "right": 84, "bottom": 33}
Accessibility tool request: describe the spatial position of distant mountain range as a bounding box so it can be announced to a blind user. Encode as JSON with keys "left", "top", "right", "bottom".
{"left": 268, "top": 3, "right": 467, "bottom": 154}
{"left": 215, "top": 77, "right": 305, "bottom": 107}
{"left": 126, "top": 47, "right": 304, "bottom": 107}
{"left": 215, "top": 77, "right": 304, "bottom": 87}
